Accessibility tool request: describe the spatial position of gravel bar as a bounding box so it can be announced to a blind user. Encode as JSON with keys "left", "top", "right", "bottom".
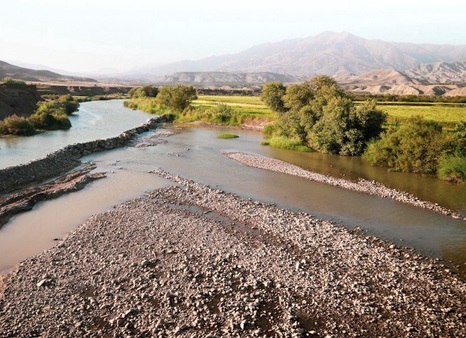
{"left": 0, "top": 169, "right": 464, "bottom": 337}
{"left": 226, "top": 152, "right": 466, "bottom": 220}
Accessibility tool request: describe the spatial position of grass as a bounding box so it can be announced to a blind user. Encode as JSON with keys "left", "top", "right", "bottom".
{"left": 218, "top": 133, "right": 239, "bottom": 139}
{"left": 181, "top": 95, "right": 276, "bottom": 126}
{"left": 377, "top": 102, "right": 466, "bottom": 126}
{"left": 262, "top": 136, "right": 311, "bottom": 152}
{"left": 192, "top": 95, "right": 275, "bottom": 119}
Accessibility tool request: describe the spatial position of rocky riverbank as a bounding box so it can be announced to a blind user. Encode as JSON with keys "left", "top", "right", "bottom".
{"left": 226, "top": 152, "right": 466, "bottom": 221}
{"left": 0, "top": 116, "right": 166, "bottom": 194}
{"left": 1, "top": 170, "right": 465, "bottom": 337}
{"left": 0, "top": 163, "right": 105, "bottom": 229}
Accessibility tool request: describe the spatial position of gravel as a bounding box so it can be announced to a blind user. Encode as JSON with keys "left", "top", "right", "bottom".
{"left": 0, "top": 169, "right": 465, "bottom": 337}
{"left": 226, "top": 152, "right": 466, "bottom": 220}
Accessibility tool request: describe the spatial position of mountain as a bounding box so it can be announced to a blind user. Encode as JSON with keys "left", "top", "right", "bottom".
{"left": 334, "top": 61, "right": 466, "bottom": 96}
{"left": 126, "top": 32, "right": 466, "bottom": 81}
{"left": 0, "top": 61, "right": 97, "bottom": 83}
{"left": 159, "top": 72, "right": 300, "bottom": 87}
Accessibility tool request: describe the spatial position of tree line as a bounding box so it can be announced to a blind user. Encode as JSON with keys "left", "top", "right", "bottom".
{"left": 261, "top": 76, "right": 466, "bottom": 182}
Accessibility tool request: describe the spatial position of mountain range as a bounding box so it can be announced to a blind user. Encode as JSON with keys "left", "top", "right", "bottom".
{"left": 130, "top": 31, "right": 466, "bottom": 80}
{"left": 3, "top": 31, "right": 466, "bottom": 96}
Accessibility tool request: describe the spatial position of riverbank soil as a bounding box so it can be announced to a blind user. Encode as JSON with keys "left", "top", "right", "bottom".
{"left": 0, "top": 171, "right": 464, "bottom": 337}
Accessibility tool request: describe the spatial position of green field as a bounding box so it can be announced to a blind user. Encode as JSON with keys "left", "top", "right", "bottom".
{"left": 193, "top": 96, "right": 465, "bottom": 127}
{"left": 192, "top": 95, "right": 274, "bottom": 118}
{"left": 377, "top": 102, "right": 466, "bottom": 126}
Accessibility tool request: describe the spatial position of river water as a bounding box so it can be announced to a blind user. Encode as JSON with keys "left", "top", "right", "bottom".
{"left": 1, "top": 100, "right": 465, "bottom": 274}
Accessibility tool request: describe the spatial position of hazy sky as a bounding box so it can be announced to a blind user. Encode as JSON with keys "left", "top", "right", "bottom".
{"left": 2, "top": 0, "right": 465, "bottom": 74}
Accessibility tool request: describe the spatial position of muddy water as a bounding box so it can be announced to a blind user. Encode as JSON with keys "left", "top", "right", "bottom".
{"left": 0, "top": 100, "right": 465, "bottom": 274}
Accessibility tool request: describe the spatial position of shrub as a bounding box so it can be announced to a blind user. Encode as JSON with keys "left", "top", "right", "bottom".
{"left": 58, "top": 94, "right": 80, "bottom": 114}
{"left": 2, "top": 77, "right": 26, "bottom": 86}
{"left": 438, "top": 155, "right": 466, "bottom": 183}
{"left": 1, "top": 115, "right": 35, "bottom": 135}
{"left": 210, "top": 104, "right": 233, "bottom": 124}
{"left": 363, "top": 116, "right": 444, "bottom": 174}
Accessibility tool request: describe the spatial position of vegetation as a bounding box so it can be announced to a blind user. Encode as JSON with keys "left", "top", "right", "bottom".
{"left": 0, "top": 95, "right": 79, "bottom": 136}
{"left": 261, "top": 81, "right": 287, "bottom": 113}
{"left": 217, "top": 133, "right": 239, "bottom": 139}
{"left": 2, "top": 77, "right": 26, "bottom": 86}
{"left": 262, "top": 75, "right": 386, "bottom": 156}
{"left": 156, "top": 85, "right": 197, "bottom": 113}
{"left": 379, "top": 103, "right": 466, "bottom": 127}
{"left": 122, "top": 82, "right": 465, "bottom": 182}
{"left": 364, "top": 119, "right": 466, "bottom": 182}
{"left": 128, "top": 85, "right": 158, "bottom": 99}
{"left": 0, "top": 115, "right": 35, "bottom": 135}
{"left": 124, "top": 84, "right": 197, "bottom": 115}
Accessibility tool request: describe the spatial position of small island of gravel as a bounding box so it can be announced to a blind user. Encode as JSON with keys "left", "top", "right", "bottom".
{"left": 0, "top": 169, "right": 465, "bottom": 337}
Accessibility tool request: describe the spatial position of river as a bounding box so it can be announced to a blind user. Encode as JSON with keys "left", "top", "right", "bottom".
{"left": 0, "top": 100, "right": 465, "bottom": 274}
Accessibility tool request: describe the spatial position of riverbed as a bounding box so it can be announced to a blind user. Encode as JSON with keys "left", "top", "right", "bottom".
{"left": 0, "top": 100, "right": 465, "bottom": 275}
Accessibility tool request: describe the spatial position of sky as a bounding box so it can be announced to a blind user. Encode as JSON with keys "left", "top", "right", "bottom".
{"left": 1, "top": 0, "right": 466, "bottom": 74}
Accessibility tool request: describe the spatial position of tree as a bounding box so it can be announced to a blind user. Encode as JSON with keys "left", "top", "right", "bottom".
{"left": 363, "top": 116, "right": 444, "bottom": 174}
{"left": 29, "top": 101, "right": 71, "bottom": 130}
{"left": 270, "top": 75, "right": 386, "bottom": 156}
{"left": 261, "top": 81, "right": 287, "bottom": 113}
{"left": 58, "top": 94, "right": 80, "bottom": 115}
{"left": 156, "top": 85, "right": 197, "bottom": 113}
{"left": 128, "top": 85, "right": 158, "bottom": 99}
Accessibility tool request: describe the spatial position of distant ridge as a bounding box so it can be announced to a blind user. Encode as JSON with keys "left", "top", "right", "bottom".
{"left": 0, "top": 61, "right": 97, "bottom": 83}
{"left": 159, "top": 72, "right": 300, "bottom": 87}
{"left": 124, "top": 31, "right": 466, "bottom": 82}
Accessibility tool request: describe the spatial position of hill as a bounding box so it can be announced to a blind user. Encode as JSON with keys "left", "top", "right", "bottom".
{"left": 0, "top": 83, "right": 42, "bottom": 120}
{"left": 0, "top": 61, "right": 97, "bottom": 83}
{"left": 335, "top": 61, "right": 466, "bottom": 96}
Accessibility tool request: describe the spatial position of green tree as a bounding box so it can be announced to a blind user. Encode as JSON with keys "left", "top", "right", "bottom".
{"left": 29, "top": 101, "right": 71, "bottom": 130}
{"left": 156, "top": 85, "right": 197, "bottom": 113}
{"left": 128, "top": 85, "right": 158, "bottom": 98}
{"left": 269, "top": 75, "right": 385, "bottom": 156}
{"left": 261, "top": 81, "right": 287, "bottom": 113}
{"left": 363, "top": 116, "right": 444, "bottom": 174}
{"left": 58, "top": 94, "right": 80, "bottom": 115}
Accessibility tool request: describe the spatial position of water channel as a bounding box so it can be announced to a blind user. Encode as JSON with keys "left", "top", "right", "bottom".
{"left": 1, "top": 100, "right": 465, "bottom": 274}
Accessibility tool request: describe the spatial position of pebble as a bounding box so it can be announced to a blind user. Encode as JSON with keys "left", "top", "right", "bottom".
{"left": 0, "top": 170, "right": 465, "bottom": 337}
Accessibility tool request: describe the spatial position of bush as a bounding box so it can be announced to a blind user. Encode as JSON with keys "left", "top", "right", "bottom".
{"left": 438, "top": 155, "right": 466, "bottom": 182}
{"left": 58, "top": 94, "right": 80, "bottom": 114}
{"left": 1, "top": 115, "right": 35, "bottom": 135}
{"left": 2, "top": 77, "right": 26, "bottom": 86}
{"left": 128, "top": 86, "right": 158, "bottom": 98}
{"left": 210, "top": 104, "right": 233, "bottom": 123}
{"left": 363, "top": 116, "right": 444, "bottom": 174}
{"left": 29, "top": 101, "right": 72, "bottom": 130}
{"left": 156, "top": 85, "right": 197, "bottom": 113}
